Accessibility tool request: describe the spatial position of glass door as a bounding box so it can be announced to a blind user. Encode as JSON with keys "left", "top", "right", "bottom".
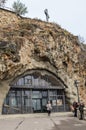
{"left": 21, "top": 90, "right": 32, "bottom": 113}
{"left": 42, "top": 98, "right": 47, "bottom": 112}
{"left": 41, "top": 91, "right": 48, "bottom": 112}
{"left": 32, "top": 99, "right": 41, "bottom": 112}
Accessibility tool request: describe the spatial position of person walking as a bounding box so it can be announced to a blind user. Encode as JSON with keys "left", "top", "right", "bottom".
{"left": 72, "top": 100, "right": 78, "bottom": 117}
{"left": 46, "top": 101, "right": 52, "bottom": 116}
{"left": 79, "top": 100, "right": 85, "bottom": 120}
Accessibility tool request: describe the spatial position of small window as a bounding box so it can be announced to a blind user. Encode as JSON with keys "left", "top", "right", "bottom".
{"left": 42, "top": 91, "right": 48, "bottom": 97}
{"left": 32, "top": 91, "right": 42, "bottom": 98}
{"left": 25, "top": 76, "right": 32, "bottom": 85}
{"left": 16, "top": 78, "right": 24, "bottom": 86}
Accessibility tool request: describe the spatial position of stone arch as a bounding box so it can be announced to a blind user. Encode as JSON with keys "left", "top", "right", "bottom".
{"left": 10, "top": 68, "right": 66, "bottom": 88}
{"left": 2, "top": 69, "right": 70, "bottom": 114}
{"left": 0, "top": 81, "right": 11, "bottom": 114}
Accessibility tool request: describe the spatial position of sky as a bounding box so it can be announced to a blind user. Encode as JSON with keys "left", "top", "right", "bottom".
{"left": 5, "top": 0, "right": 86, "bottom": 43}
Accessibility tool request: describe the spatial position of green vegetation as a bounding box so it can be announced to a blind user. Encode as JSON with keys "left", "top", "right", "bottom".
{"left": 12, "top": 0, "right": 28, "bottom": 16}
{"left": 0, "top": 0, "right": 7, "bottom": 7}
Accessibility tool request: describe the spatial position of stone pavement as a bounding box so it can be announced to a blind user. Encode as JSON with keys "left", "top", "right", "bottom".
{"left": 0, "top": 112, "right": 86, "bottom": 130}
{"left": 0, "top": 112, "right": 72, "bottom": 119}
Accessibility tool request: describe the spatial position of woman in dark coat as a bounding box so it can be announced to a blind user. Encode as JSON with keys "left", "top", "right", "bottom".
{"left": 73, "top": 101, "right": 78, "bottom": 117}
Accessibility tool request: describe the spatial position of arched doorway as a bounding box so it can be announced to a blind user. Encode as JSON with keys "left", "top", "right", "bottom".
{"left": 2, "top": 70, "right": 70, "bottom": 114}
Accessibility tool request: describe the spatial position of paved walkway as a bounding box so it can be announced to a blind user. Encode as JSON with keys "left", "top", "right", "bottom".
{"left": 0, "top": 112, "right": 73, "bottom": 119}
{"left": 0, "top": 112, "right": 86, "bottom": 130}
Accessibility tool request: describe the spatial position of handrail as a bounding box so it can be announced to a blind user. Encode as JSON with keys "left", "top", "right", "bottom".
{"left": 4, "top": 104, "right": 20, "bottom": 111}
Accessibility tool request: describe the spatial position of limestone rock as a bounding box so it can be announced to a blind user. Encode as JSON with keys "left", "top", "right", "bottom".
{"left": 0, "top": 8, "right": 86, "bottom": 106}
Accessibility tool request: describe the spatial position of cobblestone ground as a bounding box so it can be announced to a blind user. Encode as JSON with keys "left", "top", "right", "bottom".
{"left": 0, "top": 114, "right": 86, "bottom": 130}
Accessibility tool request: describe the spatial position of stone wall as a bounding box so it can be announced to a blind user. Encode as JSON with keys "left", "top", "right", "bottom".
{"left": 0, "top": 8, "right": 86, "bottom": 114}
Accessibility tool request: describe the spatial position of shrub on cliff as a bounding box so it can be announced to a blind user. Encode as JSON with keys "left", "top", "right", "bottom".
{"left": 0, "top": 0, "right": 7, "bottom": 7}
{"left": 12, "top": 0, "right": 28, "bottom": 16}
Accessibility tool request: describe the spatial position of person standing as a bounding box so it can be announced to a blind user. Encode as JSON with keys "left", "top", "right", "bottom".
{"left": 79, "top": 100, "right": 85, "bottom": 120}
{"left": 46, "top": 101, "right": 52, "bottom": 116}
{"left": 73, "top": 100, "right": 78, "bottom": 117}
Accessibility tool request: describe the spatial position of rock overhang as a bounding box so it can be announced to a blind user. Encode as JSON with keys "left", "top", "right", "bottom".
{"left": 0, "top": 8, "right": 86, "bottom": 111}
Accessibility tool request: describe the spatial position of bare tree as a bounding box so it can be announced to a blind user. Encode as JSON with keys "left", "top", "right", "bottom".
{"left": 0, "top": 0, "right": 7, "bottom": 7}
{"left": 78, "top": 35, "right": 85, "bottom": 44}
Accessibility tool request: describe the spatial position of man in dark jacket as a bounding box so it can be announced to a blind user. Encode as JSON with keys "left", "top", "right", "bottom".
{"left": 73, "top": 101, "right": 78, "bottom": 117}
{"left": 79, "top": 100, "right": 85, "bottom": 120}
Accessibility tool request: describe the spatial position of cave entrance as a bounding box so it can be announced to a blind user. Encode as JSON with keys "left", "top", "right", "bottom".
{"left": 2, "top": 70, "right": 70, "bottom": 114}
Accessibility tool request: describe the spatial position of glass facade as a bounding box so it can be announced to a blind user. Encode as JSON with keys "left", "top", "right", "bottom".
{"left": 2, "top": 71, "right": 70, "bottom": 114}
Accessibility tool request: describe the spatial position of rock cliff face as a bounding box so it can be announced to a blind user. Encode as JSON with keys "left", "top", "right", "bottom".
{"left": 0, "top": 8, "right": 86, "bottom": 113}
